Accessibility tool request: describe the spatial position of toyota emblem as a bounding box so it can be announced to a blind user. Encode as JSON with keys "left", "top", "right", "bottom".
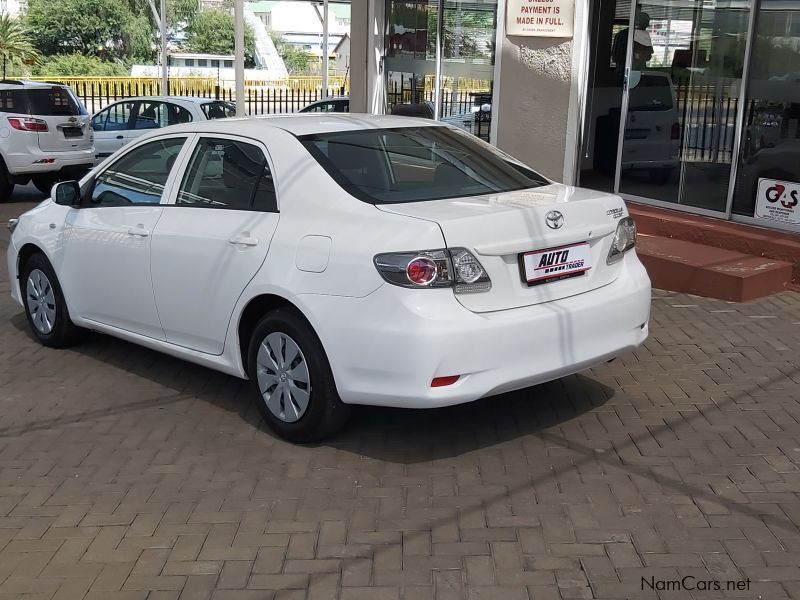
{"left": 545, "top": 211, "right": 564, "bottom": 229}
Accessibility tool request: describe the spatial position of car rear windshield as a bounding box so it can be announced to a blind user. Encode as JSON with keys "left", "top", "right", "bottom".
{"left": 300, "top": 126, "right": 548, "bottom": 204}
{"left": 0, "top": 87, "right": 85, "bottom": 116}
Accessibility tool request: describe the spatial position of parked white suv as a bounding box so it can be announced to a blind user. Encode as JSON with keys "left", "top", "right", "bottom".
{"left": 0, "top": 80, "right": 95, "bottom": 200}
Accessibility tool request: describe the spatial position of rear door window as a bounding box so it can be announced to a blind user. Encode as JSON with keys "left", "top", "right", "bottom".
{"left": 201, "top": 102, "right": 236, "bottom": 119}
{"left": 176, "top": 137, "right": 277, "bottom": 212}
{"left": 133, "top": 101, "right": 169, "bottom": 130}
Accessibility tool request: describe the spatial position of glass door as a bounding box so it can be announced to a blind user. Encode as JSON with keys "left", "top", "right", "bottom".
{"left": 385, "top": 0, "right": 440, "bottom": 116}
{"left": 617, "top": 0, "right": 752, "bottom": 211}
{"left": 384, "top": 0, "right": 497, "bottom": 139}
{"left": 438, "top": 0, "right": 497, "bottom": 141}
{"left": 731, "top": 0, "right": 800, "bottom": 232}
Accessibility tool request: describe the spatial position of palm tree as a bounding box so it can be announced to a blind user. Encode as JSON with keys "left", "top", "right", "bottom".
{"left": 0, "top": 14, "right": 39, "bottom": 79}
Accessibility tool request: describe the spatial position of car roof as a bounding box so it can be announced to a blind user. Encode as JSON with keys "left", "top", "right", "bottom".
{"left": 151, "top": 113, "right": 443, "bottom": 137}
{"left": 104, "top": 96, "right": 227, "bottom": 105}
{"left": 0, "top": 79, "right": 71, "bottom": 90}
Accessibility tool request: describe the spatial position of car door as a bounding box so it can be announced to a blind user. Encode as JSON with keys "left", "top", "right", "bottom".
{"left": 60, "top": 135, "right": 191, "bottom": 339}
{"left": 92, "top": 101, "right": 136, "bottom": 160}
{"left": 150, "top": 135, "right": 280, "bottom": 354}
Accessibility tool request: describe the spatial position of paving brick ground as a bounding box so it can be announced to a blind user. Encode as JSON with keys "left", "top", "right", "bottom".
{"left": 2, "top": 193, "right": 800, "bottom": 599}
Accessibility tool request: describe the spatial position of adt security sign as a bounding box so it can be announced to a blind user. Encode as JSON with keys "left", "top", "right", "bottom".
{"left": 755, "top": 178, "right": 800, "bottom": 225}
{"left": 506, "top": 0, "right": 575, "bottom": 37}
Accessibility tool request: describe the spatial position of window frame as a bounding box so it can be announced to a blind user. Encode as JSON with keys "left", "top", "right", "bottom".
{"left": 165, "top": 133, "right": 280, "bottom": 213}
{"left": 79, "top": 133, "right": 195, "bottom": 209}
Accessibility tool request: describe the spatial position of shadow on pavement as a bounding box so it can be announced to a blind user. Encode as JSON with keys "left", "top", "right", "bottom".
{"left": 7, "top": 309, "right": 612, "bottom": 462}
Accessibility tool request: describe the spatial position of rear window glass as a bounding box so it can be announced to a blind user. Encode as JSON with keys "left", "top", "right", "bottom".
{"left": 0, "top": 87, "right": 85, "bottom": 116}
{"left": 300, "top": 126, "right": 548, "bottom": 204}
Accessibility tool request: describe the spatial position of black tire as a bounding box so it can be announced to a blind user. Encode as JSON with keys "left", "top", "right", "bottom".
{"left": 20, "top": 253, "right": 84, "bottom": 348}
{"left": 32, "top": 175, "right": 59, "bottom": 197}
{"left": 247, "top": 308, "right": 351, "bottom": 443}
{"left": 0, "top": 162, "right": 13, "bottom": 201}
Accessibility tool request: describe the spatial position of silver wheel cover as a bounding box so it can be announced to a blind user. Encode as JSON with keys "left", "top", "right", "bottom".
{"left": 26, "top": 269, "right": 57, "bottom": 335}
{"left": 256, "top": 332, "right": 312, "bottom": 423}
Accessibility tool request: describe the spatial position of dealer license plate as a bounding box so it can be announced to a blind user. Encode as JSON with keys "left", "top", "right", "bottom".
{"left": 520, "top": 242, "right": 591, "bottom": 286}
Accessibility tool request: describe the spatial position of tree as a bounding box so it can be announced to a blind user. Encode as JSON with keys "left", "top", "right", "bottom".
{"left": 0, "top": 14, "right": 39, "bottom": 79}
{"left": 24, "top": 0, "right": 140, "bottom": 61}
{"left": 270, "top": 32, "right": 311, "bottom": 75}
{"left": 185, "top": 10, "right": 255, "bottom": 66}
{"left": 33, "top": 53, "right": 129, "bottom": 76}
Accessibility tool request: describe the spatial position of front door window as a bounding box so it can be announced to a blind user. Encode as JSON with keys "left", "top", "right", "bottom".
{"left": 89, "top": 138, "right": 186, "bottom": 206}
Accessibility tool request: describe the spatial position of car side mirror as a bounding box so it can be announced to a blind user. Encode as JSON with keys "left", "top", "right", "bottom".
{"left": 52, "top": 181, "right": 81, "bottom": 206}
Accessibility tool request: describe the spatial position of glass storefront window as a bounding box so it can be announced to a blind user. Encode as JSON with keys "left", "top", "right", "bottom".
{"left": 732, "top": 0, "right": 800, "bottom": 230}
{"left": 617, "top": 0, "right": 751, "bottom": 211}
{"left": 385, "top": 0, "right": 496, "bottom": 140}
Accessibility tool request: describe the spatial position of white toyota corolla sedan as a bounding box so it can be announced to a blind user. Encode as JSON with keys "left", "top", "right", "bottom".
{"left": 6, "top": 115, "right": 651, "bottom": 441}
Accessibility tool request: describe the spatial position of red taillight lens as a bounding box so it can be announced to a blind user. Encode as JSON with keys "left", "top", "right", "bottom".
{"left": 671, "top": 122, "right": 680, "bottom": 140}
{"left": 406, "top": 257, "right": 438, "bottom": 286}
{"left": 8, "top": 117, "right": 49, "bottom": 132}
{"left": 431, "top": 375, "right": 460, "bottom": 387}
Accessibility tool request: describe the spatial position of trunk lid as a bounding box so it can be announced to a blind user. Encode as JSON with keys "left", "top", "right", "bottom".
{"left": 376, "top": 183, "right": 630, "bottom": 313}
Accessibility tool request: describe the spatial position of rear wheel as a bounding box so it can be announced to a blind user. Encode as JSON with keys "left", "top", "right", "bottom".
{"left": 20, "top": 253, "right": 84, "bottom": 348}
{"left": 247, "top": 308, "right": 350, "bottom": 443}
{"left": 0, "top": 162, "right": 13, "bottom": 201}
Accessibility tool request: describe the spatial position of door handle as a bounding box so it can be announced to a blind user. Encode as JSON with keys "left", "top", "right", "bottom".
{"left": 116, "top": 135, "right": 124, "bottom": 139}
{"left": 127, "top": 226, "right": 150, "bottom": 237}
{"left": 228, "top": 234, "right": 258, "bottom": 247}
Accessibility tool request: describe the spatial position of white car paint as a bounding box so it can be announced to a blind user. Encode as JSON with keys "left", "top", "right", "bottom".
{"left": 91, "top": 96, "right": 235, "bottom": 163}
{"left": 7, "top": 115, "right": 651, "bottom": 417}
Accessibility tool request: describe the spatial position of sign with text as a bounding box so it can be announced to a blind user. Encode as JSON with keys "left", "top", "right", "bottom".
{"left": 755, "top": 177, "right": 800, "bottom": 225}
{"left": 506, "top": 0, "right": 575, "bottom": 37}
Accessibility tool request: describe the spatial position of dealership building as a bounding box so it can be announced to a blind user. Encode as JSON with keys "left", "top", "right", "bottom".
{"left": 344, "top": 0, "right": 800, "bottom": 299}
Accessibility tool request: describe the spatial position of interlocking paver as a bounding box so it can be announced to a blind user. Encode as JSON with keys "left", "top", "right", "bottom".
{"left": 2, "top": 196, "right": 800, "bottom": 598}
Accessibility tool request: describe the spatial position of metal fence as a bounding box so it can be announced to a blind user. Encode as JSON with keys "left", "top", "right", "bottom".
{"left": 29, "top": 76, "right": 349, "bottom": 115}
{"left": 386, "top": 76, "right": 493, "bottom": 141}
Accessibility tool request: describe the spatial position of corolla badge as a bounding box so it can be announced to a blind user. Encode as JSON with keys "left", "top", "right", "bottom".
{"left": 545, "top": 210, "right": 564, "bottom": 230}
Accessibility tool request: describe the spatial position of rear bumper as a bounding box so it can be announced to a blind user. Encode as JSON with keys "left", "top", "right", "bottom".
{"left": 301, "top": 251, "right": 652, "bottom": 408}
{"left": 5, "top": 146, "right": 95, "bottom": 177}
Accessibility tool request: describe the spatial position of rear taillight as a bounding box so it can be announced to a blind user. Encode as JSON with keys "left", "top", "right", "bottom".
{"left": 8, "top": 117, "right": 48, "bottom": 132}
{"left": 607, "top": 217, "right": 637, "bottom": 265}
{"left": 671, "top": 122, "right": 680, "bottom": 140}
{"left": 374, "top": 248, "right": 491, "bottom": 293}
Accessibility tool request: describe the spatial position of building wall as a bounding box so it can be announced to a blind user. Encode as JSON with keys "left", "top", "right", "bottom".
{"left": 493, "top": 36, "right": 574, "bottom": 181}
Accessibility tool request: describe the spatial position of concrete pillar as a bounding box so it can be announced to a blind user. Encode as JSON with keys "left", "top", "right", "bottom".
{"left": 493, "top": 36, "right": 573, "bottom": 181}
{"left": 349, "top": 0, "right": 369, "bottom": 112}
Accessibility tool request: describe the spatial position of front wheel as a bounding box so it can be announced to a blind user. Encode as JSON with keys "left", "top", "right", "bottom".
{"left": 20, "top": 253, "right": 85, "bottom": 347}
{"left": 247, "top": 308, "right": 351, "bottom": 443}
